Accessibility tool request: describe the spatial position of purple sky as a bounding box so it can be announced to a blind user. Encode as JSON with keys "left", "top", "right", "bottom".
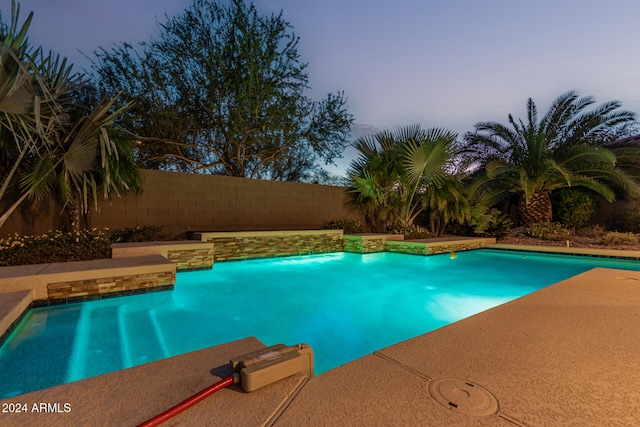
{"left": 6, "top": 0, "right": 640, "bottom": 174}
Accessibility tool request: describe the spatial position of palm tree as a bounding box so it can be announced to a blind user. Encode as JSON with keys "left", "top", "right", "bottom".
{"left": 465, "top": 91, "right": 639, "bottom": 225}
{"left": 422, "top": 176, "right": 469, "bottom": 236}
{"left": 0, "top": 2, "right": 44, "bottom": 210}
{"left": 19, "top": 92, "right": 139, "bottom": 230}
{"left": 348, "top": 124, "right": 468, "bottom": 234}
{"left": 0, "top": 2, "right": 141, "bottom": 231}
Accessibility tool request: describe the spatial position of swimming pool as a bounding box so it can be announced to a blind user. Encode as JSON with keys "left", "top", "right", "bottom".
{"left": 2, "top": 249, "right": 640, "bottom": 398}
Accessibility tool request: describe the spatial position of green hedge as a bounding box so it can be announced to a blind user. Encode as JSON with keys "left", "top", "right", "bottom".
{"left": 0, "top": 225, "right": 167, "bottom": 266}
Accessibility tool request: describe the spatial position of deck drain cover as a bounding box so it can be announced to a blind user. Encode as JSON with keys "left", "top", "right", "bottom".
{"left": 429, "top": 378, "right": 498, "bottom": 417}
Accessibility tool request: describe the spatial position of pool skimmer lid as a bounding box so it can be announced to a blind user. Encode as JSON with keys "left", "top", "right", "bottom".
{"left": 429, "top": 378, "right": 499, "bottom": 417}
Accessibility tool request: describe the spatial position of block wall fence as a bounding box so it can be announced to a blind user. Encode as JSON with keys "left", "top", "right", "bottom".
{"left": 3, "top": 169, "right": 360, "bottom": 237}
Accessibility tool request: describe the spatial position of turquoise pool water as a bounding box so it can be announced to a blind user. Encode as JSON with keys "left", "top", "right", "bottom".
{"left": 2, "top": 249, "right": 640, "bottom": 398}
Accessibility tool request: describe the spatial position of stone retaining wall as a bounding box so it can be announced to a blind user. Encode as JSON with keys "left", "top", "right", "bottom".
{"left": 384, "top": 238, "right": 495, "bottom": 256}
{"left": 343, "top": 234, "right": 403, "bottom": 253}
{"left": 194, "top": 230, "right": 344, "bottom": 261}
{"left": 46, "top": 272, "right": 175, "bottom": 303}
{"left": 425, "top": 241, "right": 487, "bottom": 255}
{"left": 112, "top": 241, "right": 214, "bottom": 271}
{"left": 0, "top": 255, "right": 176, "bottom": 302}
{"left": 384, "top": 241, "right": 428, "bottom": 255}
{"left": 166, "top": 248, "right": 213, "bottom": 270}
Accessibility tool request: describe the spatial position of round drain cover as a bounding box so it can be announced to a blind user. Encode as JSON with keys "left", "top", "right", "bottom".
{"left": 429, "top": 378, "right": 499, "bottom": 417}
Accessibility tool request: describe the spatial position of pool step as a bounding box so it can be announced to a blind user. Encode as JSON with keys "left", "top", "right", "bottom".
{"left": 121, "top": 309, "right": 169, "bottom": 365}
{"left": 65, "top": 305, "right": 125, "bottom": 382}
{"left": 0, "top": 290, "right": 33, "bottom": 343}
{"left": 64, "top": 303, "right": 170, "bottom": 383}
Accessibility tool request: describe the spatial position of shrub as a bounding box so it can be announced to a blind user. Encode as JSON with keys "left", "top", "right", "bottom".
{"left": 600, "top": 231, "right": 639, "bottom": 246}
{"left": 323, "top": 218, "right": 364, "bottom": 234}
{"left": 552, "top": 189, "right": 598, "bottom": 229}
{"left": 386, "top": 224, "right": 433, "bottom": 240}
{"left": 110, "top": 225, "right": 166, "bottom": 242}
{"left": 575, "top": 224, "right": 606, "bottom": 239}
{"left": 0, "top": 229, "right": 112, "bottom": 266}
{"left": 525, "top": 222, "right": 572, "bottom": 240}
{"left": 453, "top": 206, "right": 512, "bottom": 238}
{"left": 605, "top": 200, "right": 640, "bottom": 233}
{"left": 484, "top": 212, "right": 513, "bottom": 238}
{"left": 0, "top": 225, "right": 169, "bottom": 266}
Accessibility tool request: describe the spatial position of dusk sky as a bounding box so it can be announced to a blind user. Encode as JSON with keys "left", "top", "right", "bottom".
{"left": 4, "top": 0, "right": 640, "bottom": 174}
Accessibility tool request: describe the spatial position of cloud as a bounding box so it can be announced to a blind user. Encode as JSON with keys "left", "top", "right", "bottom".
{"left": 349, "top": 123, "right": 380, "bottom": 141}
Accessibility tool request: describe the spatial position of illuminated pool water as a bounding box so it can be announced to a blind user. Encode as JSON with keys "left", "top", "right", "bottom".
{"left": 2, "top": 249, "right": 640, "bottom": 398}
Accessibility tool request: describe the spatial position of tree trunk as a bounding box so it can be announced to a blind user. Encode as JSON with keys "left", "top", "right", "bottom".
{"left": 83, "top": 208, "right": 92, "bottom": 231}
{"left": 518, "top": 190, "right": 552, "bottom": 225}
{"left": 67, "top": 192, "right": 83, "bottom": 232}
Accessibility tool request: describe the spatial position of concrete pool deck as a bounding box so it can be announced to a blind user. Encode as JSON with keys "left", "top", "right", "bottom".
{"left": 1, "top": 243, "right": 640, "bottom": 426}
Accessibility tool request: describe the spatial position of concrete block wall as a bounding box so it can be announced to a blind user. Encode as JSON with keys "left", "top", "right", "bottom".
{"left": 92, "top": 170, "right": 357, "bottom": 235}
{"left": 1, "top": 170, "right": 359, "bottom": 237}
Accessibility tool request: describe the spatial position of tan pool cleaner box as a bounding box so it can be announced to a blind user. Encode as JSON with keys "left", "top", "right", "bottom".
{"left": 230, "top": 343, "right": 314, "bottom": 392}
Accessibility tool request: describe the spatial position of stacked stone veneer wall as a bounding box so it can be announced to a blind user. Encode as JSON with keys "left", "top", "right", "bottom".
{"left": 424, "top": 241, "right": 486, "bottom": 255}
{"left": 0, "top": 255, "right": 176, "bottom": 305}
{"left": 166, "top": 248, "right": 214, "bottom": 271}
{"left": 112, "top": 242, "right": 214, "bottom": 271}
{"left": 385, "top": 238, "right": 494, "bottom": 256}
{"left": 2, "top": 169, "right": 360, "bottom": 236}
{"left": 47, "top": 272, "right": 175, "bottom": 303}
{"left": 384, "top": 242, "right": 428, "bottom": 255}
{"left": 343, "top": 238, "right": 385, "bottom": 253}
{"left": 343, "top": 235, "right": 388, "bottom": 253}
{"left": 197, "top": 230, "right": 344, "bottom": 261}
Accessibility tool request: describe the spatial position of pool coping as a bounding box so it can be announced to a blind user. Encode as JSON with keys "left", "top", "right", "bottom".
{"left": 1, "top": 259, "right": 640, "bottom": 425}
{"left": 486, "top": 243, "right": 640, "bottom": 259}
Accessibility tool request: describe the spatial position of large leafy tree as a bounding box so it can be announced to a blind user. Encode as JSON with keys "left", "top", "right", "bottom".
{"left": 92, "top": 0, "right": 353, "bottom": 180}
{"left": 348, "top": 125, "right": 468, "bottom": 235}
{"left": 0, "top": 2, "right": 141, "bottom": 231}
{"left": 465, "top": 91, "right": 639, "bottom": 225}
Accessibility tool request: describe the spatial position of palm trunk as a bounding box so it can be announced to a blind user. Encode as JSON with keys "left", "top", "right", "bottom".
{"left": 518, "top": 190, "right": 552, "bottom": 225}
{"left": 65, "top": 189, "right": 84, "bottom": 232}
{"left": 83, "top": 208, "right": 92, "bottom": 231}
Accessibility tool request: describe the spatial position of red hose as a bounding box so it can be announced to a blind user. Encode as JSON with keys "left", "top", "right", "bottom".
{"left": 138, "top": 374, "right": 237, "bottom": 427}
